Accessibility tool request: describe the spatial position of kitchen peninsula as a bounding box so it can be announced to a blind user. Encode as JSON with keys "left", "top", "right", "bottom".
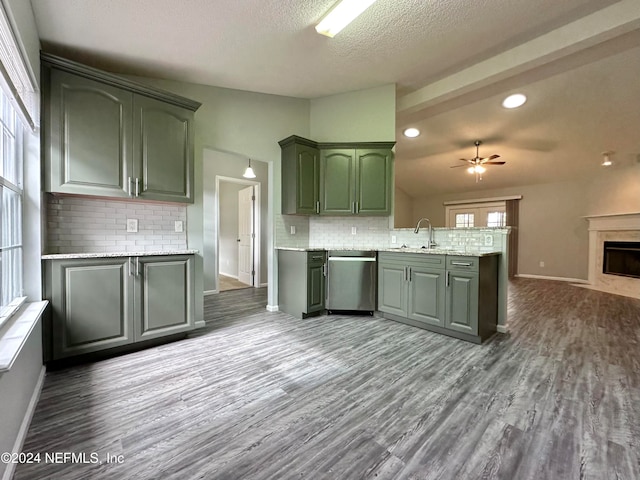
{"left": 276, "top": 225, "right": 509, "bottom": 344}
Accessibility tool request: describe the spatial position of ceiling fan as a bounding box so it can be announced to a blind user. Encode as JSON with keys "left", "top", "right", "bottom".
{"left": 451, "top": 140, "right": 505, "bottom": 182}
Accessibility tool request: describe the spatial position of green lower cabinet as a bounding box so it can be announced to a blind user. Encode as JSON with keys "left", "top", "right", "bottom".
{"left": 445, "top": 270, "right": 479, "bottom": 335}
{"left": 136, "top": 255, "right": 195, "bottom": 341}
{"left": 378, "top": 253, "right": 498, "bottom": 344}
{"left": 45, "top": 255, "right": 195, "bottom": 361}
{"left": 278, "top": 250, "right": 326, "bottom": 318}
{"left": 407, "top": 266, "right": 446, "bottom": 327}
{"left": 48, "top": 258, "right": 135, "bottom": 359}
{"left": 378, "top": 262, "right": 408, "bottom": 317}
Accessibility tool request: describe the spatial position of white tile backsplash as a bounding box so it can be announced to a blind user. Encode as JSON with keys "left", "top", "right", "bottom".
{"left": 45, "top": 195, "right": 187, "bottom": 254}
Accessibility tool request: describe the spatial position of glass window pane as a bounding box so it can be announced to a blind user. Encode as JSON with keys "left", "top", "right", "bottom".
{"left": 487, "top": 211, "right": 506, "bottom": 227}
{"left": 455, "top": 213, "right": 474, "bottom": 228}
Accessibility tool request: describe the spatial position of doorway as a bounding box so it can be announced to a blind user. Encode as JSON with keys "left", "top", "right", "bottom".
{"left": 216, "top": 176, "right": 261, "bottom": 292}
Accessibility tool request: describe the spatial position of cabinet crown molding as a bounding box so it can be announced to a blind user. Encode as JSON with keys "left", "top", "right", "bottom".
{"left": 41, "top": 52, "right": 202, "bottom": 112}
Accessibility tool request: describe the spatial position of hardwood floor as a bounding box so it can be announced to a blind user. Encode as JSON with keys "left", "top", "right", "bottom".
{"left": 14, "top": 278, "right": 640, "bottom": 479}
{"left": 218, "top": 274, "right": 252, "bottom": 292}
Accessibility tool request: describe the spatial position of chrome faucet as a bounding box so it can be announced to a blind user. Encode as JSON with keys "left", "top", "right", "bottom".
{"left": 414, "top": 217, "right": 437, "bottom": 249}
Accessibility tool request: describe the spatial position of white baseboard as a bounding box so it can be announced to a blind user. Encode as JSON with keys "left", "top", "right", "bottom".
{"left": 266, "top": 305, "right": 279, "bottom": 312}
{"left": 496, "top": 325, "right": 508, "bottom": 334}
{"left": 515, "top": 274, "right": 588, "bottom": 284}
{"left": 204, "top": 290, "right": 219, "bottom": 296}
{"left": 3, "top": 365, "right": 46, "bottom": 480}
{"left": 259, "top": 282, "right": 268, "bottom": 288}
{"left": 219, "top": 272, "right": 238, "bottom": 279}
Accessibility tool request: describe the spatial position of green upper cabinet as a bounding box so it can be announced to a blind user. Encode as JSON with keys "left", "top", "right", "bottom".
{"left": 280, "top": 136, "right": 320, "bottom": 215}
{"left": 279, "top": 135, "right": 394, "bottom": 216}
{"left": 355, "top": 148, "right": 392, "bottom": 215}
{"left": 45, "top": 69, "right": 133, "bottom": 197}
{"left": 132, "top": 96, "right": 194, "bottom": 202}
{"left": 320, "top": 149, "right": 355, "bottom": 215}
{"left": 42, "top": 53, "right": 200, "bottom": 203}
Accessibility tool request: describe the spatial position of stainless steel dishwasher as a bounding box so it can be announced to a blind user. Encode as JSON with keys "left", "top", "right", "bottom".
{"left": 326, "top": 250, "right": 377, "bottom": 313}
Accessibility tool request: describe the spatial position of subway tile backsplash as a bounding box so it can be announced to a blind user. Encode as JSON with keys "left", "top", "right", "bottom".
{"left": 45, "top": 195, "right": 187, "bottom": 254}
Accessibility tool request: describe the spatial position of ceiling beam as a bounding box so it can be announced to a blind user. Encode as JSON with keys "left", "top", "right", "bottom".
{"left": 397, "top": 0, "right": 640, "bottom": 116}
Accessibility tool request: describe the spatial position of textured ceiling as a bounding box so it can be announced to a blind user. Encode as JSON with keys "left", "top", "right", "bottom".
{"left": 29, "top": 0, "right": 640, "bottom": 199}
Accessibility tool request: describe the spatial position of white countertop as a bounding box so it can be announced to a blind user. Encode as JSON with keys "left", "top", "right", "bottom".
{"left": 276, "top": 246, "right": 500, "bottom": 257}
{"left": 42, "top": 249, "right": 198, "bottom": 260}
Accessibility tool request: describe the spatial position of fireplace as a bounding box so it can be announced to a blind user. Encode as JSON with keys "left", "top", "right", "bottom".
{"left": 603, "top": 241, "right": 640, "bottom": 279}
{"left": 584, "top": 213, "right": 640, "bottom": 299}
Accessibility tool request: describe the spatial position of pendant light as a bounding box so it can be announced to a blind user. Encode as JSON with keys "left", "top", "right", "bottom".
{"left": 243, "top": 158, "right": 256, "bottom": 178}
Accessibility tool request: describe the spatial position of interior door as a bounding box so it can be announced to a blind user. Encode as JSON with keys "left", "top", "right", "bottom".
{"left": 237, "top": 185, "right": 254, "bottom": 286}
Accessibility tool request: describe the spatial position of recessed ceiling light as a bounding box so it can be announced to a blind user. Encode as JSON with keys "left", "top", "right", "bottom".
{"left": 502, "top": 93, "right": 527, "bottom": 109}
{"left": 403, "top": 127, "right": 420, "bottom": 138}
{"left": 315, "top": 0, "right": 377, "bottom": 38}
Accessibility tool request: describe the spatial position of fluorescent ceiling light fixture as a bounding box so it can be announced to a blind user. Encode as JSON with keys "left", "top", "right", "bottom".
{"left": 403, "top": 127, "right": 420, "bottom": 138}
{"left": 243, "top": 159, "right": 256, "bottom": 178}
{"left": 315, "top": 0, "right": 378, "bottom": 38}
{"left": 502, "top": 93, "right": 527, "bottom": 109}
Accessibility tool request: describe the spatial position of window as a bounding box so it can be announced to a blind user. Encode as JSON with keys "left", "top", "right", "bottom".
{"left": 487, "top": 211, "right": 506, "bottom": 227}
{"left": 0, "top": 88, "right": 23, "bottom": 327}
{"left": 455, "top": 213, "right": 474, "bottom": 228}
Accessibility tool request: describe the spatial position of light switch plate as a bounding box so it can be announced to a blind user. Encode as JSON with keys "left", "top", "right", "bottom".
{"left": 484, "top": 234, "right": 493, "bottom": 246}
{"left": 290, "top": 225, "right": 296, "bottom": 235}
{"left": 175, "top": 220, "right": 184, "bottom": 233}
{"left": 351, "top": 226, "right": 357, "bottom": 235}
{"left": 126, "top": 218, "right": 138, "bottom": 233}
{"left": 391, "top": 235, "right": 397, "bottom": 244}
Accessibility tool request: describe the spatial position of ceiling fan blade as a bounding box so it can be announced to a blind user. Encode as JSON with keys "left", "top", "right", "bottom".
{"left": 483, "top": 161, "right": 506, "bottom": 165}
{"left": 480, "top": 154, "right": 500, "bottom": 162}
{"left": 450, "top": 165, "right": 469, "bottom": 168}
{"left": 458, "top": 158, "right": 471, "bottom": 162}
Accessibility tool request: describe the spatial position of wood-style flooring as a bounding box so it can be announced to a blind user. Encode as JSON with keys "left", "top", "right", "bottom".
{"left": 14, "top": 278, "right": 640, "bottom": 479}
{"left": 218, "top": 274, "right": 252, "bottom": 292}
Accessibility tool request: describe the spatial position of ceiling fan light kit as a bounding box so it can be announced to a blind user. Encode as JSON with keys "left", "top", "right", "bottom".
{"left": 452, "top": 140, "right": 505, "bottom": 183}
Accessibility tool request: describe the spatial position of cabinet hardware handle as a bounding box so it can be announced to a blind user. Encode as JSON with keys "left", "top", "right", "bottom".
{"left": 446, "top": 271, "right": 450, "bottom": 287}
{"left": 316, "top": 201, "right": 320, "bottom": 214}
{"left": 322, "top": 263, "right": 327, "bottom": 277}
{"left": 355, "top": 202, "right": 359, "bottom": 213}
{"left": 312, "top": 255, "right": 323, "bottom": 260}
{"left": 351, "top": 202, "right": 355, "bottom": 214}
{"left": 135, "top": 178, "right": 140, "bottom": 197}
{"left": 136, "top": 257, "right": 140, "bottom": 276}
{"left": 404, "top": 266, "right": 408, "bottom": 281}
{"left": 128, "top": 257, "right": 133, "bottom": 276}
{"left": 451, "top": 261, "right": 472, "bottom": 266}
{"left": 128, "top": 177, "right": 133, "bottom": 196}
{"left": 408, "top": 267, "right": 412, "bottom": 282}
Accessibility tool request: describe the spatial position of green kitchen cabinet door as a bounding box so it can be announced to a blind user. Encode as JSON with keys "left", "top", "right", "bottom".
{"left": 407, "top": 265, "right": 446, "bottom": 327}
{"left": 295, "top": 144, "right": 320, "bottom": 214}
{"left": 307, "top": 259, "right": 326, "bottom": 313}
{"left": 132, "top": 96, "right": 194, "bottom": 203}
{"left": 320, "top": 149, "right": 356, "bottom": 215}
{"left": 45, "top": 69, "right": 133, "bottom": 197}
{"left": 355, "top": 148, "right": 392, "bottom": 215}
{"left": 135, "top": 255, "right": 195, "bottom": 342}
{"left": 445, "top": 270, "right": 479, "bottom": 335}
{"left": 48, "top": 258, "right": 134, "bottom": 360}
{"left": 377, "top": 262, "right": 408, "bottom": 317}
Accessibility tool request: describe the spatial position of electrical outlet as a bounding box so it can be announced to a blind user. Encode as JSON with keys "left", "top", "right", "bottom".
{"left": 484, "top": 235, "right": 493, "bottom": 246}
{"left": 351, "top": 226, "right": 357, "bottom": 235}
{"left": 290, "top": 225, "right": 296, "bottom": 235}
{"left": 539, "top": 261, "right": 545, "bottom": 268}
{"left": 126, "top": 218, "right": 138, "bottom": 233}
{"left": 174, "top": 220, "right": 184, "bottom": 233}
{"left": 391, "top": 235, "right": 397, "bottom": 244}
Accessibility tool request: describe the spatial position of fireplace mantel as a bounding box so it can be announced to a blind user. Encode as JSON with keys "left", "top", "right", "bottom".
{"left": 583, "top": 212, "right": 640, "bottom": 299}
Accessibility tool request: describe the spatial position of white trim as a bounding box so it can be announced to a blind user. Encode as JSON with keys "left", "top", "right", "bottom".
{"left": 215, "top": 175, "right": 262, "bottom": 292}
{"left": 266, "top": 305, "right": 279, "bottom": 312}
{"left": 0, "top": 301, "right": 47, "bottom": 373}
{"left": 496, "top": 325, "right": 508, "bottom": 334}
{"left": 515, "top": 273, "right": 588, "bottom": 283}
{"left": 219, "top": 272, "right": 239, "bottom": 280}
{"left": 443, "top": 195, "right": 522, "bottom": 206}
{"left": 203, "top": 290, "right": 218, "bottom": 296}
{"left": 2, "top": 365, "right": 45, "bottom": 480}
